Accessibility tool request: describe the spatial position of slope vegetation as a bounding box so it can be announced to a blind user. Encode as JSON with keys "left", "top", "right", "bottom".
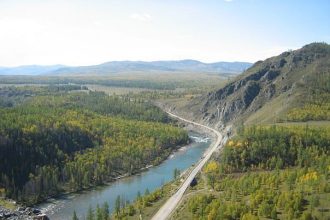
{"left": 0, "top": 86, "right": 188, "bottom": 205}
{"left": 169, "top": 43, "right": 330, "bottom": 220}
{"left": 187, "top": 43, "right": 330, "bottom": 128}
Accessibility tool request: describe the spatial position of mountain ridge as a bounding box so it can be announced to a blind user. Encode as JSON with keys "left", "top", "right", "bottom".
{"left": 185, "top": 42, "right": 330, "bottom": 128}
{"left": 0, "top": 60, "right": 252, "bottom": 76}
{"left": 0, "top": 65, "right": 66, "bottom": 75}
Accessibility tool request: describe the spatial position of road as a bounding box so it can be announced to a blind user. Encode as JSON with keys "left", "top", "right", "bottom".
{"left": 151, "top": 111, "right": 228, "bottom": 220}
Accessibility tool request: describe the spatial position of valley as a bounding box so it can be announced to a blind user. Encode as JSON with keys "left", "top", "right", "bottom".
{"left": 92, "top": 43, "right": 329, "bottom": 220}
{"left": 37, "top": 131, "right": 212, "bottom": 220}
{"left": 0, "top": 85, "right": 190, "bottom": 209}
{"left": 0, "top": 72, "right": 227, "bottom": 219}
{"left": 0, "top": 42, "right": 329, "bottom": 220}
{"left": 1, "top": 1, "right": 330, "bottom": 219}
{"left": 157, "top": 43, "right": 330, "bottom": 220}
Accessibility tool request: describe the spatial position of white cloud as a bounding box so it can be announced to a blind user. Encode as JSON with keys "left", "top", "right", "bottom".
{"left": 130, "top": 13, "right": 152, "bottom": 22}
{"left": 0, "top": 1, "right": 323, "bottom": 67}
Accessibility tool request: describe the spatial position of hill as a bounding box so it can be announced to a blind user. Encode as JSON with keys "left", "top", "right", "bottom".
{"left": 50, "top": 60, "right": 251, "bottom": 75}
{"left": 168, "top": 41, "right": 330, "bottom": 218}
{"left": 0, "top": 60, "right": 252, "bottom": 76}
{"left": 0, "top": 65, "right": 65, "bottom": 75}
{"left": 184, "top": 42, "right": 330, "bottom": 128}
{"left": 118, "top": 43, "right": 330, "bottom": 220}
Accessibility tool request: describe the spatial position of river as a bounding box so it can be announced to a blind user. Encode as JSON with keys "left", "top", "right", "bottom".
{"left": 37, "top": 132, "right": 211, "bottom": 219}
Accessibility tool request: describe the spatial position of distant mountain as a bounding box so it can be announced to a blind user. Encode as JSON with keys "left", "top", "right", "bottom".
{"left": 0, "top": 65, "right": 65, "bottom": 75}
{"left": 0, "top": 60, "right": 252, "bottom": 75}
{"left": 184, "top": 42, "right": 330, "bottom": 128}
{"left": 51, "top": 60, "right": 252, "bottom": 75}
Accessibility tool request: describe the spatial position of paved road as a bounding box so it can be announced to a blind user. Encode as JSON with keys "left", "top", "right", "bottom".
{"left": 151, "top": 111, "right": 228, "bottom": 220}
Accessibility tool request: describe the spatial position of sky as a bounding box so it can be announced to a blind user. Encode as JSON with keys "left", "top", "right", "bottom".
{"left": 0, "top": 0, "right": 329, "bottom": 67}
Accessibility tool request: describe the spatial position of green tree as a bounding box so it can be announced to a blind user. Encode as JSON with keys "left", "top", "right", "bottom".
{"left": 96, "top": 204, "right": 102, "bottom": 220}
{"left": 72, "top": 210, "right": 79, "bottom": 220}
{"left": 128, "top": 204, "right": 136, "bottom": 216}
{"left": 301, "top": 212, "right": 314, "bottom": 220}
{"left": 102, "top": 202, "right": 109, "bottom": 220}
{"left": 207, "top": 174, "right": 216, "bottom": 189}
{"left": 310, "top": 195, "right": 320, "bottom": 214}
{"left": 145, "top": 188, "right": 150, "bottom": 196}
{"left": 258, "top": 201, "right": 272, "bottom": 218}
{"left": 173, "top": 168, "right": 180, "bottom": 179}
{"left": 115, "top": 195, "right": 121, "bottom": 217}
{"left": 271, "top": 207, "right": 277, "bottom": 219}
{"left": 86, "top": 205, "right": 94, "bottom": 220}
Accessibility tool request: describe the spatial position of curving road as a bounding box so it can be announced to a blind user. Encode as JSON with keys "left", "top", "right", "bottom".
{"left": 151, "top": 111, "right": 228, "bottom": 220}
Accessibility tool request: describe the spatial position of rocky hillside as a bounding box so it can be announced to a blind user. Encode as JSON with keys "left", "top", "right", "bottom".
{"left": 187, "top": 43, "right": 330, "bottom": 128}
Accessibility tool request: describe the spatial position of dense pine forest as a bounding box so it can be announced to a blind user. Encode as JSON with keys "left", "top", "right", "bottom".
{"left": 0, "top": 86, "right": 188, "bottom": 205}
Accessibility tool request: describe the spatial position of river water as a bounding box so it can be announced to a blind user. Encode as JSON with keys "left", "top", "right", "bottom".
{"left": 37, "top": 132, "right": 211, "bottom": 219}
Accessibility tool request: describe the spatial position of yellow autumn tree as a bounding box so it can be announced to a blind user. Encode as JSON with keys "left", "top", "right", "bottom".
{"left": 204, "top": 161, "right": 219, "bottom": 173}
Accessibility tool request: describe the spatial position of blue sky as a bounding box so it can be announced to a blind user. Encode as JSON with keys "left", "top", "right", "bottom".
{"left": 0, "top": 0, "right": 329, "bottom": 66}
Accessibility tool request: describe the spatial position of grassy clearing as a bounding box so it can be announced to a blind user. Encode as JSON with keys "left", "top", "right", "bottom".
{"left": 0, "top": 72, "right": 228, "bottom": 91}
{"left": 274, "top": 121, "right": 330, "bottom": 127}
{"left": 0, "top": 198, "right": 17, "bottom": 210}
{"left": 86, "top": 84, "right": 157, "bottom": 95}
{"left": 0, "top": 84, "right": 49, "bottom": 88}
{"left": 244, "top": 91, "right": 301, "bottom": 125}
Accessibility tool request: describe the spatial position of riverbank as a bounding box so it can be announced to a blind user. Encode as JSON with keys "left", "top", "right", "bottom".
{"left": 103, "top": 108, "right": 221, "bottom": 220}
{"left": 0, "top": 203, "right": 47, "bottom": 220}
{"left": 0, "top": 129, "right": 188, "bottom": 218}
{"left": 36, "top": 131, "right": 211, "bottom": 219}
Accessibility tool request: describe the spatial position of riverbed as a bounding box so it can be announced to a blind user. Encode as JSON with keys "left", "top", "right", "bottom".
{"left": 37, "top": 131, "right": 211, "bottom": 219}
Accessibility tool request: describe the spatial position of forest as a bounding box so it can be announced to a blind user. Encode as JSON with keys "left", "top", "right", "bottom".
{"left": 0, "top": 72, "right": 226, "bottom": 91}
{"left": 110, "top": 124, "right": 329, "bottom": 220}
{"left": 0, "top": 76, "right": 178, "bottom": 90}
{"left": 285, "top": 71, "right": 330, "bottom": 122}
{"left": 179, "top": 125, "right": 330, "bottom": 220}
{"left": 0, "top": 86, "right": 188, "bottom": 205}
{"left": 285, "top": 93, "right": 330, "bottom": 121}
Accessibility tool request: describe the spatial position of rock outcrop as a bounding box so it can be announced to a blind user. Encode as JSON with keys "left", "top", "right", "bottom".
{"left": 0, "top": 206, "right": 49, "bottom": 220}
{"left": 188, "top": 43, "right": 330, "bottom": 127}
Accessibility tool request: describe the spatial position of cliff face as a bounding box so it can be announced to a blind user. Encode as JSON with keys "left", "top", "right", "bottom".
{"left": 190, "top": 43, "right": 330, "bottom": 127}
